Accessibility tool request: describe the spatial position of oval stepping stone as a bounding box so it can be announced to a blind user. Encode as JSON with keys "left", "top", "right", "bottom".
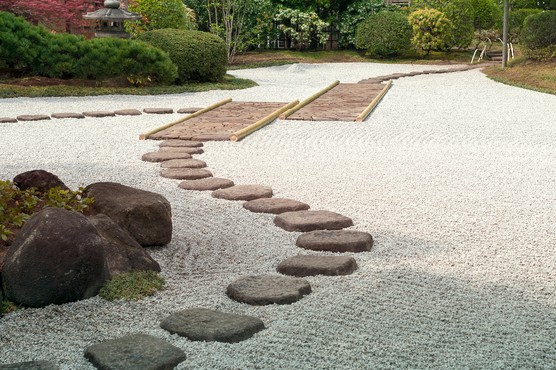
{"left": 84, "top": 333, "right": 185, "bottom": 369}
{"left": 0, "top": 361, "right": 58, "bottom": 369}
{"left": 177, "top": 107, "right": 202, "bottom": 114}
{"left": 16, "top": 114, "right": 50, "bottom": 121}
{"left": 274, "top": 210, "right": 353, "bottom": 232}
{"left": 226, "top": 275, "right": 311, "bottom": 305}
{"left": 212, "top": 184, "right": 272, "bottom": 201}
{"left": 243, "top": 198, "right": 310, "bottom": 214}
{"left": 159, "top": 146, "right": 204, "bottom": 155}
{"left": 179, "top": 177, "right": 234, "bottom": 191}
{"left": 160, "top": 168, "right": 212, "bottom": 180}
{"left": 141, "top": 151, "right": 191, "bottom": 162}
{"left": 296, "top": 230, "right": 373, "bottom": 253}
{"left": 159, "top": 140, "right": 203, "bottom": 148}
{"left": 114, "top": 109, "right": 141, "bottom": 116}
{"left": 160, "top": 308, "right": 265, "bottom": 343}
{"left": 82, "top": 111, "right": 115, "bottom": 117}
{"left": 277, "top": 255, "right": 358, "bottom": 277}
{"left": 0, "top": 117, "right": 17, "bottom": 123}
{"left": 160, "top": 158, "right": 206, "bottom": 169}
{"left": 143, "top": 108, "right": 174, "bottom": 114}
{"left": 51, "top": 112, "right": 85, "bottom": 119}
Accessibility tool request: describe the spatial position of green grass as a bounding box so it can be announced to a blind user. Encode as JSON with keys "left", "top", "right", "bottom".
{"left": 99, "top": 271, "right": 165, "bottom": 301}
{"left": 482, "top": 58, "right": 556, "bottom": 95}
{"left": 1, "top": 299, "right": 18, "bottom": 315}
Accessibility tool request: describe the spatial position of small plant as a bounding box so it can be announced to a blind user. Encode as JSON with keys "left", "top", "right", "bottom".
{"left": 99, "top": 271, "right": 166, "bottom": 301}
{"left": 1, "top": 299, "right": 18, "bottom": 315}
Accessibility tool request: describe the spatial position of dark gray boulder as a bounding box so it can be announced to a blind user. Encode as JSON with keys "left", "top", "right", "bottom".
{"left": 84, "top": 182, "right": 172, "bottom": 247}
{"left": 13, "top": 170, "right": 69, "bottom": 192}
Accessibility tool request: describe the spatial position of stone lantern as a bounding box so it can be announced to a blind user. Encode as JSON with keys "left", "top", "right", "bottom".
{"left": 83, "top": 0, "right": 141, "bottom": 38}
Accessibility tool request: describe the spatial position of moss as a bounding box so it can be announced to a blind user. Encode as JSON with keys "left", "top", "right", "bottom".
{"left": 99, "top": 271, "right": 166, "bottom": 301}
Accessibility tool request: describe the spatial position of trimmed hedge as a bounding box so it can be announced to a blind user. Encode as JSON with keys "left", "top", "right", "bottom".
{"left": 520, "top": 11, "right": 556, "bottom": 50}
{"left": 126, "top": 0, "right": 196, "bottom": 38}
{"left": 355, "top": 11, "right": 412, "bottom": 57}
{"left": 138, "top": 29, "right": 227, "bottom": 83}
{"left": 408, "top": 9, "right": 454, "bottom": 54}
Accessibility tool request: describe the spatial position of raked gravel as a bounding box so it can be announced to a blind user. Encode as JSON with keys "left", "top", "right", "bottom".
{"left": 1, "top": 63, "right": 555, "bottom": 369}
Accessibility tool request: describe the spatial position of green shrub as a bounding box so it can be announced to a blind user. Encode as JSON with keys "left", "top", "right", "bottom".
{"left": 470, "top": 0, "right": 501, "bottom": 31}
{"left": 126, "top": 0, "right": 196, "bottom": 38}
{"left": 408, "top": 8, "right": 454, "bottom": 54}
{"left": 523, "top": 44, "right": 556, "bottom": 60}
{"left": 138, "top": 29, "right": 227, "bottom": 83}
{"left": 99, "top": 271, "right": 166, "bottom": 301}
{"left": 520, "top": 11, "right": 556, "bottom": 50}
{"left": 355, "top": 11, "right": 412, "bottom": 57}
{"left": 338, "top": 0, "right": 388, "bottom": 48}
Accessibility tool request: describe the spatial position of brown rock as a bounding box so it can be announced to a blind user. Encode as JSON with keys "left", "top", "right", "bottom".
{"left": 296, "top": 230, "right": 373, "bottom": 253}
{"left": 143, "top": 108, "right": 174, "bottom": 114}
{"left": 160, "top": 159, "right": 206, "bottom": 169}
{"left": 13, "top": 169, "right": 69, "bottom": 192}
{"left": 243, "top": 198, "right": 310, "bottom": 214}
{"left": 141, "top": 151, "right": 192, "bottom": 162}
{"left": 212, "top": 184, "right": 272, "bottom": 201}
{"left": 277, "top": 255, "right": 358, "bottom": 277}
{"left": 114, "top": 109, "right": 142, "bottom": 116}
{"left": 274, "top": 210, "right": 353, "bottom": 232}
{"left": 160, "top": 168, "right": 212, "bottom": 180}
{"left": 159, "top": 140, "right": 203, "bottom": 148}
{"left": 51, "top": 112, "right": 85, "bottom": 119}
{"left": 16, "top": 115, "right": 50, "bottom": 121}
{"left": 83, "top": 111, "right": 115, "bottom": 117}
{"left": 0, "top": 117, "right": 17, "bottom": 123}
{"left": 159, "top": 146, "right": 204, "bottom": 155}
{"left": 178, "top": 177, "right": 234, "bottom": 191}
{"left": 226, "top": 275, "right": 311, "bottom": 305}
{"left": 177, "top": 107, "right": 202, "bottom": 114}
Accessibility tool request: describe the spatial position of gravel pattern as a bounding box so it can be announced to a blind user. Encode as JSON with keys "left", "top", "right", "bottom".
{"left": 1, "top": 63, "right": 555, "bottom": 369}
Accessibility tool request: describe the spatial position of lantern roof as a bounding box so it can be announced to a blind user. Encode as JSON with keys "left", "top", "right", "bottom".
{"left": 83, "top": 0, "right": 141, "bottom": 21}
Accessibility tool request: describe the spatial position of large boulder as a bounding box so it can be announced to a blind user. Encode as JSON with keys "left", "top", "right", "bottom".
{"left": 2, "top": 208, "right": 106, "bottom": 308}
{"left": 84, "top": 182, "right": 172, "bottom": 247}
{"left": 89, "top": 214, "right": 160, "bottom": 280}
{"left": 13, "top": 170, "right": 69, "bottom": 192}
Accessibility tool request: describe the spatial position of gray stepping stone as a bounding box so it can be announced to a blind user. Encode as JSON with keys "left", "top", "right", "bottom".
{"left": 114, "top": 109, "right": 141, "bottom": 116}
{"left": 296, "top": 230, "right": 373, "bottom": 253}
{"left": 159, "top": 140, "right": 203, "bottom": 148}
{"left": 0, "top": 361, "right": 58, "bottom": 370}
{"left": 84, "top": 333, "right": 186, "bottom": 370}
{"left": 16, "top": 115, "right": 50, "bottom": 121}
{"left": 83, "top": 111, "right": 115, "bottom": 117}
{"left": 159, "top": 146, "right": 204, "bottom": 155}
{"left": 160, "top": 158, "right": 207, "bottom": 169}
{"left": 160, "top": 308, "right": 265, "bottom": 343}
{"left": 243, "top": 198, "right": 310, "bottom": 214}
{"left": 141, "top": 151, "right": 192, "bottom": 162}
{"left": 143, "top": 108, "right": 174, "bottom": 114}
{"left": 227, "top": 275, "right": 311, "bottom": 305}
{"left": 212, "top": 185, "right": 272, "bottom": 201}
{"left": 160, "top": 168, "right": 212, "bottom": 180}
{"left": 0, "top": 117, "right": 17, "bottom": 123}
{"left": 274, "top": 210, "right": 353, "bottom": 232}
{"left": 51, "top": 112, "right": 85, "bottom": 119}
{"left": 277, "top": 255, "right": 358, "bottom": 277}
{"left": 177, "top": 107, "right": 201, "bottom": 114}
{"left": 179, "top": 177, "right": 234, "bottom": 191}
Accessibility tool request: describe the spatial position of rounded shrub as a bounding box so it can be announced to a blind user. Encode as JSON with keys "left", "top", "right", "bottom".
{"left": 126, "top": 0, "right": 196, "bottom": 38}
{"left": 355, "top": 11, "right": 412, "bottom": 57}
{"left": 138, "top": 29, "right": 227, "bottom": 83}
{"left": 520, "top": 10, "right": 556, "bottom": 50}
{"left": 470, "top": 0, "right": 501, "bottom": 31}
{"left": 408, "top": 8, "right": 454, "bottom": 54}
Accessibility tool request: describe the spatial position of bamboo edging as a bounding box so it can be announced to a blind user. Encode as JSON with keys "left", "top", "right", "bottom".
{"left": 139, "top": 98, "right": 232, "bottom": 140}
{"left": 279, "top": 80, "right": 340, "bottom": 120}
{"left": 355, "top": 80, "right": 392, "bottom": 122}
{"left": 229, "top": 100, "right": 299, "bottom": 142}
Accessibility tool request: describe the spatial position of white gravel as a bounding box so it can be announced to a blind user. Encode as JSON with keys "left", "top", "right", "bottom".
{"left": 1, "top": 63, "right": 556, "bottom": 369}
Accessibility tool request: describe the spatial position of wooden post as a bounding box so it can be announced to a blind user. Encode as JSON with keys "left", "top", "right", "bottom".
{"left": 279, "top": 80, "right": 340, "bottom": 119}
{"left": 502, "top": 0, "right": 509, "bottom": 68}
{"left": 355, "top": 80, "right": 392, "bottom": 122}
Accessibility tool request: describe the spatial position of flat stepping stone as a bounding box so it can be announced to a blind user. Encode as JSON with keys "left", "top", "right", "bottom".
{"left": 159, "top": 146, "right": 204, "bottom": 155}
{"left": 84, "top": 333, "right": 186, "bottom": 370}
{"left": 212, "top": 184, "right": 273, "bottom": 201}
{"left": 179, "top": 177, "right": 234, "bottom": 191}
{"left": 243, "top": 198, "right": 310, "bottom": 214}
{"left": 177, "top": 107, "right": 202, "bottom": 114}
{"left": 277, "top": 255, "right": 358, "bottom": 277}
{"left": 143, "top": 108, "right": 173, "bottom": 114}
{"left": 142, "top": 151, "right": 192, "bottom": 162}
{"left": 83, "top": 111, "right": 115, "bottom": 117}
{"left": 16, "top": 115, "right": 50, "bottom": 121}
{"left": 296, "top": 230, "right": 373, "bottom": 252}
{"left": 192, "top": 133, "right": 231, "bottom": 141}
{"left": 160, "top": 168, "right": 212, "bottom": 180}
{"left": 160, "top": 158, "right": 206, "bottom": 168}
{"left": 159, "top": 140, "right": 203, "bottom": 148}
{"left": 0, "top": 117, "right": 17, "bottom": 123}
{"left": 114, "top": 109, "right": 141, "bottom": 116}
{"left": 274, "top": 210, "right": 353, "bottom": 232}
{"left": 226, "top": 275, "right": 311, "bottom": 305}
{"left": 160, "top": 308, "right": 265, "bottom": 343}
{"left": 0, "top": 361, "right": 58, "bottom": 369}
{"left": 51, "top": 112, "right": 85, "bottom": 119}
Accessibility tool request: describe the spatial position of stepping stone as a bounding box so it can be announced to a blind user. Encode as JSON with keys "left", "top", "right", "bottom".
{"left": 160, "top": 308, "right": 265, "bottom": 343}
{"left": 226, "top": 275, "right": 311, "bottom": 305}
{"left": 243, "top": 198, "right": 310, "bottom": 214}
{"left": 160, "top": 158, "right": 207, "bottom": 169}
{"left": 192, "top": 133, "right": 231, "bottom": 141}
{"left": 277, "top": 255, "right": 358, "bottom": 277}
{"left": 212, "top": 185, "right": 272, "bottom": 201}
{"left": 159, "top": 140, "right": 203, "bottom": 148}
{"left": 274, "top": 210, "right": 353, "bottom": 232}
{"left": 83, "top": 111, "right": 115, "bottom": 117}
{"left": 143, "top": 108, "right": 174, "bottom": 114}
{"left": 179, "top": 177, "right": 234, "bottom": 191}
{"left": 159, "top": 146, "right": 204, "bottom": 155}
{"left": 177, "top": 107, "right": 202, "bottom": 114}
{"left": 114, "top": 109, "right": 141, "bottom": 116}
{"left": 0, "top": 361, "right": 58, "bottom": 369}
{"left": 160, "top": 168, "right": 212, "bottom": 180}
{"left": 16, "top": 115, "right": 50, "bottom": 121}
{"left": 84, "top": 333, "right": 185, "bottom": 370}
{"left": 141, "top": 151, "right": 191, "bottom": 162}
{"left": 0, "top": 117, "right": 17, "bottom": 123}
{"left": 51, "top": 112, "right": 85, "bottom": 119}
{"left": 296, "top": 230, "right": 373, "bottom": 253}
